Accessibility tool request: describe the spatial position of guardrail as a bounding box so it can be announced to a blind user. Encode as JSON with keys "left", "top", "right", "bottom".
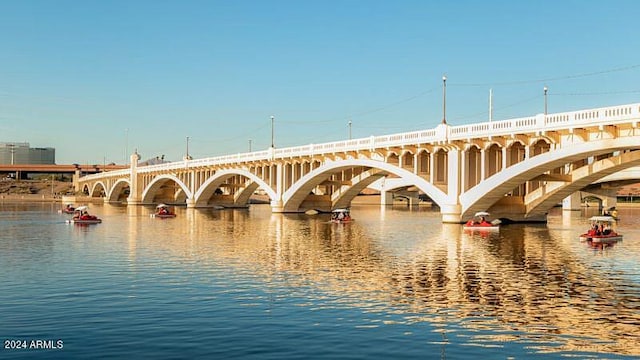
{"left": 79, "top": 102, "right": 640, "bottom": 181}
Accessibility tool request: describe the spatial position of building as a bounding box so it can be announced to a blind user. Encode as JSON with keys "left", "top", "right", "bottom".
{"left": 0, "top": 142, "right": 55, "bottom": 165}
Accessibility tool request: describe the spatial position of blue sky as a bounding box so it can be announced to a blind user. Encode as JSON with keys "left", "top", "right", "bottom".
{"left": 1, "top": 0, "right": 639, "bottom": 164}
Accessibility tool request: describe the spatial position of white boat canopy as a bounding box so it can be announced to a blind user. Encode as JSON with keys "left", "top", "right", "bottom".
{"left": 75, "top": 205, "right": 88, "bottom": 211}
{"left": 588, "top": 216, "right": 616, "bottom": 222}
{"left": 474, "top": 211, "right": 490, "bottom": 217}
{"left": 332, "top": 208, "right": 349, "bottom": 213}
{"left": 156, "top": 203, "right": 168, "bottom": 208}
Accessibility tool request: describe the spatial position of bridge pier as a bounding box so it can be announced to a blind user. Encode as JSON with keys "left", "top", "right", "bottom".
{"left": 186, "top": 198, "right": 196, "bottom": 208}
{"left": 562, "top": 192, "right": 582, "bottom": 211}
{"left": 441, "top": 204, "right": 462, "bottom": 223}
{"left": 271, "top": 200, "right": 284, "bottom": 213}
{"left": 380, "top": 190, "right": 394, "bottom": 206}
{"left": 127, "top": 198, "right": 143, "bottom": 206}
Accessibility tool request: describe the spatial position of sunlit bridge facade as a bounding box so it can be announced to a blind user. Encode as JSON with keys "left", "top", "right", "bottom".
{"left": 77, "top": 102, "right": 640, "bottom": 223}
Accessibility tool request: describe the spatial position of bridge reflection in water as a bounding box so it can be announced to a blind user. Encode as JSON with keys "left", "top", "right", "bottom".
{"left": 115, "top": 204, "right": 640, "bottom": 357}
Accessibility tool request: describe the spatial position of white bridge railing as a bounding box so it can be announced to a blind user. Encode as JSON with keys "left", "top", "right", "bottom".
{"left": 81, "top": 102, "right": 640, "bottom": 181}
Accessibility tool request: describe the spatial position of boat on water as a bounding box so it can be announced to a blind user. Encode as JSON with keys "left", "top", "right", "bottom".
{"left": 601, "top": 207, "right": 619, "bottom": 222}
{"left": 66, "top": 205, "right": 102, "bottom": 224}
{"left": 58, "top": 204, "right": 76, "bottom": 214}
{"left": 463, "top": 211, "right": 501, "bottom": 230}
{"left": 579, "top": 216, "right": 622, "bottom": 243}
{"left": 151, "top": 203, "right": 176, "bottom": 218}
{"left": 330, "top": 208, "right": 352, "bottom": 223}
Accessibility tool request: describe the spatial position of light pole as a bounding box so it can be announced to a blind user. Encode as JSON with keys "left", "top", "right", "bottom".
{"left": 442, "top": 75, "right": 447, "bottom": 124}
{"left": 544, "top": 86, "right": 548, "bottom": 115}
{"left": 270, "top": 115, "right": 275, "bottom": 148}
{"left": 8, "top": 143, "right": 15, "bottom": 165}
{"left": 248, "top": 139, "right": 252, "bottom": 152}
{"left": 348, "top": 120, "right": 352, "bottom": 140}
{"left": 186, "top": 136, "right": 190, "bottom": 160}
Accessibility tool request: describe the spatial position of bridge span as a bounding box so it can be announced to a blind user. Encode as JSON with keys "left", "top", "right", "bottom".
{"left": 76, "top": 102, "right": 640, "bottom": 223}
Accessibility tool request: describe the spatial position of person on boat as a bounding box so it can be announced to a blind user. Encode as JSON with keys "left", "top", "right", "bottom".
{"left": 611, "top": 209, "right": 618, "bottom": 219}
{"left": 158, "top": 206, "right": 169, "bottom": 215}
{"left": 72, "top": 210, "right": 81, "bottom": 220}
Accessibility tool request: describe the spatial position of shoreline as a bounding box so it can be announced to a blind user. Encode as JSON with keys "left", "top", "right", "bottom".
{"left": 2, "top": 193, "right": 640, "bottom": 209}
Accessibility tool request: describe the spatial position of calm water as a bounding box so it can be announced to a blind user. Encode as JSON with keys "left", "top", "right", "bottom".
{"left": 1, "top": 202, "right": 639, "bottom": 359}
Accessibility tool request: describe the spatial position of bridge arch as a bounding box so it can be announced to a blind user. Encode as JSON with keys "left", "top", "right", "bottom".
{"left": 106, "top": 179, "right": 130, "bottom": 203}
{"left": 460, "top": 137, "right": 640, "bottom": 220}
{"left": 89, "top": 181, "right": 107, "bottom": 198}
{"left": 525, "top": 149, "right": 640, "bottom": 218}
{"left": 141, "top": 174, "right": 191, "bottom": 205}
{"left": 193, "top": 169, "right": 276, "bottom": 207}
{"left": 281, "top": 159, "right": 448, "bottom": 212}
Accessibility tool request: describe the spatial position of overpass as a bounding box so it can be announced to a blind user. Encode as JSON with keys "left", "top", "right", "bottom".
{"left": 0, "top": 164, "right": 127, "bottom": 179}
{"left": 76, "top": 102, "right": 640, "bottom": 223}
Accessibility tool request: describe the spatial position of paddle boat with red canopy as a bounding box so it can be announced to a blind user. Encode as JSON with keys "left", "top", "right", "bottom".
{"left": 58, "top": 203, "right": 76, "bottom": 214}
{"left": 579, "top": 216, "right": 622, "bottom": 243}
{"left": 151, "top": 204, "right": 177, "bottom": 218}
{"left": 463, "top": 211, "right": 500, "bottom": 230}
{"left": 66, "top": 206, "right": 102, "bottom": 224}
{"left": 330, "top": 208, "right": 352, "bottom": 223}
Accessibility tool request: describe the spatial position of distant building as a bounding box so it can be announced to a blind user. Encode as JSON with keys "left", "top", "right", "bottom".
{"left": 0, "top": 142, "right": 55, "bottom": 165}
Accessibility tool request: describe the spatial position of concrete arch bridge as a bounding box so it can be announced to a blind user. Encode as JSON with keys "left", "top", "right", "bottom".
{"left": 76, "top": 102, "right": 640, "bottom": 223}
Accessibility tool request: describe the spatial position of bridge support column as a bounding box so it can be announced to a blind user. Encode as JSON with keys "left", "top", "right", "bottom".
{"left": 440, "top": 204, "right": 462, "bottom": 223}
{"left": 126, "top": 151, "right": 142, "bottom": 206}
{"left": 186, "top": 198, "right": 196, "bottom": 208}
{"left": 602, "top": 195, "right": 617, "bottom": 212}
{"left": 271, "top": 200, "right": 284, "bottom": 213}
{"left": 380, "top": 189, "right": 394, "bottom": 206}
{"left": 562, "top": 192, "right": 582, "bottom": 211}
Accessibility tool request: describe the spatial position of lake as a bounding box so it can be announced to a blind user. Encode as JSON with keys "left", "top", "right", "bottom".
{"left": 1, "top": 202, "right": 639, "bottom": 359}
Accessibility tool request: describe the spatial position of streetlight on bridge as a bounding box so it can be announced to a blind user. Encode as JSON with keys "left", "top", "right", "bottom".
{"left": 185, "top": 136, "right": 192, "bottom": 160}
{"left": 348, "top": 120, "right": 352, "bottom": 140}
{"left": 544, "top": 85, "right": 548, "bottom": 115}
{"left": 441, "top": 75, "right": 447, "bottom": 124}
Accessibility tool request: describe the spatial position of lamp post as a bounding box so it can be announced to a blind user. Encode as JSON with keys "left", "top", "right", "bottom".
{"left": 248, "top": 139, "right": 252, "bottom": 152}
{"left": 270, "top": 115, "right": 275, "bottom": 148}
{"left": 442, "top": 75, "right": 447, "bottom": 124}
{"left": 348, "top": 120, "right": 352, "bottom": 140}
{"left": 8, "top": 143, "right": 15, "bottom": 165}
{"left": 186, "top": 136, "right": 190, "bottom": 160}
{"left": 544, "top": 86, "right": 548, "bottom": 115}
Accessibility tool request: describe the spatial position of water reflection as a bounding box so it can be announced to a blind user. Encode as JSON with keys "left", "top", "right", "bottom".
{"left": 106, "top": 204, "right": 639, "bottom": 357}
{"left": 2, "top": 202, "right": 639, "bottom": 357}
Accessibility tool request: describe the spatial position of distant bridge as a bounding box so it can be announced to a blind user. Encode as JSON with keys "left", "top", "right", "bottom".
{"left": 76, "top": 102, "right": 640, "bottom": 223}
{"left": 0, "top": 164, "right": 127, "bottom": 179}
